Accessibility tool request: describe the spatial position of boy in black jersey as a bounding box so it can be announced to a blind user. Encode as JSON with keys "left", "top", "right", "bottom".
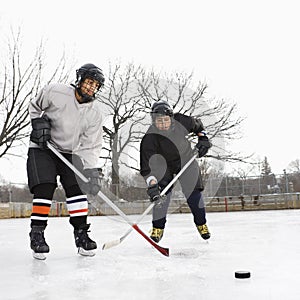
{"left": 140, "top": 100, "right": 212, "bottom": 243}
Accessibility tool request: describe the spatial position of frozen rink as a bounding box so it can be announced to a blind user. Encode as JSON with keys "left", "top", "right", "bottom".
{"left": 1, "top": 209, "right": 300, "bottom": 300}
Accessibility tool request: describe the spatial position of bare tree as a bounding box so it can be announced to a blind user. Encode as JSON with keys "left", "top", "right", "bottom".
{"left": 0, "top": 28, "right": 73, "bottom": 158}
{"left": 138, "top": 70, "right": 250, "bottom": 164}
{"left": 98, "top": 63, "right": 249, "bottom": 198}
{"left": 98, "top": 62, "right": 149, "bottom": 194}
{"left": 287, "top": 159, "right": 300, "bottom": 173}
{"left": 286, "top": 159, "right": 300, "bottom": 192}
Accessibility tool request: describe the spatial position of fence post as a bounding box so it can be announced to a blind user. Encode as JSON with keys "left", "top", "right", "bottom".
{"left": 224, "top": 197, "right": 228, "bottom": 212}
{"left": 56, "top": 202, "right": 60, "bottom": 216}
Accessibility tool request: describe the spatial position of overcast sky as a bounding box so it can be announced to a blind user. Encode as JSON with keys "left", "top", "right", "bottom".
{"left": 0, "top": 0, "right": 299, "bottom": 182}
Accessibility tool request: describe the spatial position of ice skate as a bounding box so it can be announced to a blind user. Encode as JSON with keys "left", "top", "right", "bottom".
{"left": 74, "top": 224, "right": 97, "bottom": 256}
{"left": 29, "top": 225, "right": 49, "bottom": 260}
{"left": 150, "top": 227, "right": 164, "bottom": 243}
{"left": 196, "top": 224, "right": 211, "bottom": 240}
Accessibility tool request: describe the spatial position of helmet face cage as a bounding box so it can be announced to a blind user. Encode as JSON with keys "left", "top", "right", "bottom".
{"left": 150, "top": 101, "right": 174, "bottom": 129}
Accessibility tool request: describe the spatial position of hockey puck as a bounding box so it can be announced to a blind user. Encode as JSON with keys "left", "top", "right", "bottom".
{"left": 235, "top": 271, "right": 251, "bottom": 279}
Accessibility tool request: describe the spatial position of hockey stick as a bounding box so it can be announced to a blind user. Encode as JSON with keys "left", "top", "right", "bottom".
{"left": 46, "top": 142, "right": 169, "bottom": 257}
{"left": 102, "top": 152, "right": 198, "bottom": 250}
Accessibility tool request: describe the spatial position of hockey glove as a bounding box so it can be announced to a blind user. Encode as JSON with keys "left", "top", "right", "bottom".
{"left": 196, "top": 136, "right": 212, "bottom": 158}
{"left": 82, "top": 168, "right": 101, "bottom": 196}
{"left": 147, "top": 183, "right": 161, "bottom": 202}
{"left": 30, "top": 116, "right": 51, "bottom": 149}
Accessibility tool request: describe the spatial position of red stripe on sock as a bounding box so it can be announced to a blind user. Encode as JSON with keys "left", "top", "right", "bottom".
{"left": 69, "top": 208, "right": 88, "bottom": 215}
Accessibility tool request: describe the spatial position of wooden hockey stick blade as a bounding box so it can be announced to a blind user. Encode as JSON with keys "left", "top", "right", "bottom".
{"left": 102, "top": 238, "right": 121, "bottom": 250}
{"left": 103, "top": 224, "right": 169, "bottom": 256}
{"left": 132, "top": 224, "right": 169, "bottom": 257}
{"left": 102, "top": 238, "right": 122, "bottom": 250}
{"left": 102, "top": 227, "right": 132, "bottom": 250}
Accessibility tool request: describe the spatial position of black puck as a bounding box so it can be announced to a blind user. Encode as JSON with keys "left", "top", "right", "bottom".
{"left": 235, "top": 271, "right": 251, "bottom": 279}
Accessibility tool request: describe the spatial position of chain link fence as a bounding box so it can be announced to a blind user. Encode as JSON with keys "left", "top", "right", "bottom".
{"left": 1, "top": 172, "right": 300, "bottom": 218}
{"left": 204, "top": 172, "right": 299, "bottom": 198}
{"left": 1, "top": 171, "right": 300, "bottom": 203}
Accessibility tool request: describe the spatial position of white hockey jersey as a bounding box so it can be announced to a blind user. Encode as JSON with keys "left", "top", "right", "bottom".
{"left": 29, "top": 83, "right": 103, "bottom": 168}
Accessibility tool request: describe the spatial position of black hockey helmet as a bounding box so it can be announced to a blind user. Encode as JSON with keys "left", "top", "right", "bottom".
{"left": 151, "top": 100, "right": 173, "bottom": 118}
{"left": 75, "top": 63, "right": 105, "bottom": 103}
{"left": 76, "top": 63, "right": 105, "bottom": 87}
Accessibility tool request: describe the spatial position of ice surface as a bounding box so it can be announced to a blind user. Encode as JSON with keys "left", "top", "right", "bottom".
{"left": 1, "top": 209, "right": 300, "bottom": 300}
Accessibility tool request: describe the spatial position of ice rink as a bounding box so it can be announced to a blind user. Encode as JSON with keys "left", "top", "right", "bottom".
{"left": 1, "top": 209, "right": 300, "bottom": 300}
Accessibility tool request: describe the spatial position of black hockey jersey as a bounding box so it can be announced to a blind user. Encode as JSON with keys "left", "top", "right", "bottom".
{"left": 140, "top": 113, "right": 204, "bottom": 183}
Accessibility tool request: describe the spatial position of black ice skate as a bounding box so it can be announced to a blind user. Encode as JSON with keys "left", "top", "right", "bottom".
{"left": 29, "top": 225, "right": 49, "bottom": 260}
{"left": 74, "top": 224, "right": 97, "bottom": 257}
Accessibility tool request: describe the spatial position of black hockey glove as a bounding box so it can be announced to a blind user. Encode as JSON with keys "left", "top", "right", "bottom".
{"left": 196, "top": 136, "right": 212, "bottom": 158}
{"left": 30, "top": 116, "right": 51, "bottom": 149}
{"left": 147, "top": 183, "right": 161, "bottom": 202}
{"left": 83, "top": 168, "right": 101, "bottom": 196}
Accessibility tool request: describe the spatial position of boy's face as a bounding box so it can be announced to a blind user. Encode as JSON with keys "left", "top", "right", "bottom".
{"left": 155, "top": 115, "right": 171, "bottom": 131}
{"left": 80, "top": 78, "right": 100, "bottom": 97}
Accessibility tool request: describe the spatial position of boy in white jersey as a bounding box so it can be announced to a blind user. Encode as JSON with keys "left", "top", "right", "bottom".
{"left": 27, "top": 63, "right": 105, "bottom": 258}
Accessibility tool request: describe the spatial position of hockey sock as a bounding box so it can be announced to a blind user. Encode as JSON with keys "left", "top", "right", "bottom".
{"left": 65, "top": 184, "right": 88, "bottom": 230}
{"left": 152, "top": 217, "right": 166, "bottom": 229}
{"left": 187, "top": 191, "right": 207, "bottom": 225}
{"left": 31, "top": 183, "right": 56, "bottom": 228}
{"left": 69, "top": 215, "right": 88, "bottom": 230}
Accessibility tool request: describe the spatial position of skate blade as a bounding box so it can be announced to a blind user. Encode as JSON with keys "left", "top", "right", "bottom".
{"left": 78, "top": 247, "right": 96, "bottom": 257}
{"left": 32, "top": 251, "right": 47, "bottom": 260}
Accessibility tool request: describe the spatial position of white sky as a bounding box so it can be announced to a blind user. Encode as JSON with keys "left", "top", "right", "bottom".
{"left": 1, "top": 0, "right": 300, "bottom": 182}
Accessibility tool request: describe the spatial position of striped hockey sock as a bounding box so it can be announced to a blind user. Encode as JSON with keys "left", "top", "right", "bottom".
{"left": 66, "top": 195, "right": 88, "bottom": 218}
{"left": 31, "top": 198, "right": 52, "bottom": 225}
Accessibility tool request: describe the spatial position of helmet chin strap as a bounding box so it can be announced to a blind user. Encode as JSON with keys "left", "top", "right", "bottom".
{"left": 71, "top": 84, "right": 95, "bottom": 103}
{"left": 78, "top": 88, "right": 95, "bottom": 103}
